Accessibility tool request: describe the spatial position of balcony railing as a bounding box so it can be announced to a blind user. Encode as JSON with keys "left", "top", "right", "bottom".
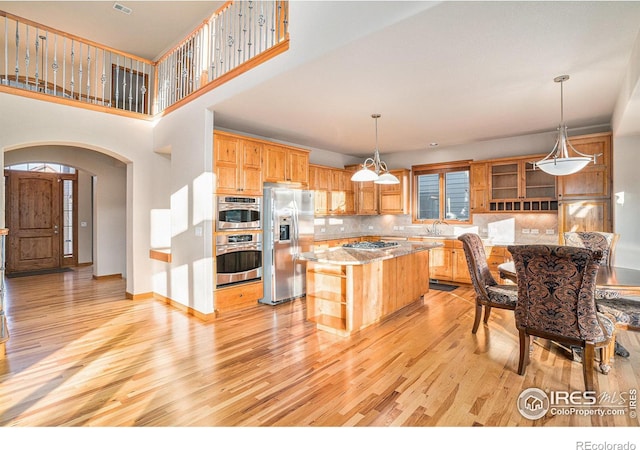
{"left": 0, "top": 1, "right": 289, "bottom": 118}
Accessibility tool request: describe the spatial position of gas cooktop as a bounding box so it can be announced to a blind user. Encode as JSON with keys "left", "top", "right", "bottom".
{"left": 342, "top": 240, "right": 400, "bottom": 250}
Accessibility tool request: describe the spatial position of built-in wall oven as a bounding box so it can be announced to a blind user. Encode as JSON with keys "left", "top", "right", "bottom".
{"left": 215, "top": 231, "right": 262, "bottom": 288}
{"left": 216, "top": 195, "right": 261, "bottom": 230}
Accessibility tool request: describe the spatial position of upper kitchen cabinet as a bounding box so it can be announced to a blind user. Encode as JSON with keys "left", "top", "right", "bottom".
{"left": 213, "top": 131, "right": 263, "bottom": 195}
{"left": 346, "top": 165, "right": 410, "bottom": 215}
{"left": 309, "top": 165, "right": 356, "bottom": 215}
{"left": 488, "top": 154, "right": 557, "bottom": 212}
{"left": 557, "top": 132, "right": 612, "bottom": 200}
{"left": 556, "top": 132, "right": 613, "bottom": 233}
{"left": 378, "top": 169, "right": 410, "bottom": 214}
{"left": 264, "top": 144, "right": 310, "bottom": 186}
{"left": 469, "top": 162, "right": 489, "bottom": 214}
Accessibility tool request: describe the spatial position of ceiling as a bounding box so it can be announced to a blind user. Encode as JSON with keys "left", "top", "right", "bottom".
{"left": 2, "top": 1, "right": 640, "bottom": 158}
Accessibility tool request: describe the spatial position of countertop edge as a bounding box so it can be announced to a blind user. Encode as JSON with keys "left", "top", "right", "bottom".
{"left": 299, "top": 242, "right": 442, "bottom": 266}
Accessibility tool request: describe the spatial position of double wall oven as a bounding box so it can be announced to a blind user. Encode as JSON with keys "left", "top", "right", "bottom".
{"left": 215, "top": 196, "right": 263, "bottom": 288}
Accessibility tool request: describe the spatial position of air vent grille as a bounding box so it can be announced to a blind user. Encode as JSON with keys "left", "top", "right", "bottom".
{"left": 113, "top": 2, "right": 132, "bottom": 15}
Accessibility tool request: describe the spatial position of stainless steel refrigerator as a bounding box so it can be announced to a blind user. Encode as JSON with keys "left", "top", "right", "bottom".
{"left": 261, "top": 185, "right": 314, "bottom": 305}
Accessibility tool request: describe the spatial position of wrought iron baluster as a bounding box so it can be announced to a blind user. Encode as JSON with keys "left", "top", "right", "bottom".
{"left": 44, "top": 32, "right": 49, "bottom": 92}
{"left": 3, "top": 16, "right": 8, "bottom": 85}
{"left": 101, "top": 49, "right": 106, "bottom": 106}
{"left": 24, "top": 25, "right": 30, "bottom": 89}
{"left": 14, "top": 20, "right": 19, "bottom": 83}
{"left": 114, "top": 55, "right": 120, "bottom": 109}
{"left": 128, "top": 58, "right": 133, "bottom": 111}
{"left": 86, "top": 46, "right": 91, "bottom": 103}
{"left": 34, "top": 28, "right": 39, "bottom": 89}
{"left": 70, "top": 40, "right": 75, "bottom": 98}
{"left": 78, "top": 43, "right": 84, "bottom": 101}
{"left": 135, "top": 59, "right": 139, "bottom": 113}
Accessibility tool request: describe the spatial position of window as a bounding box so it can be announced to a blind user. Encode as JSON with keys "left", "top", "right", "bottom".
{"left": 413, "top": 162, "right": 470, "bottom": 223}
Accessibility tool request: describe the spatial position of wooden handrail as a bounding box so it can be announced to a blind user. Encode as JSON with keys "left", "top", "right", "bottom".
{"left": 0, "top": 10, "right": 154, "bottom": 65}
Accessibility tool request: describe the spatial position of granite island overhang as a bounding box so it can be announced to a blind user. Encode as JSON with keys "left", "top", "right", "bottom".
{"left": 298, "top": 241, "right": 443, "bottom": 336}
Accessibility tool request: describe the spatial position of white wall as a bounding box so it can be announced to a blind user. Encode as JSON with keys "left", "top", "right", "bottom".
{"left": 612, "top": 135, "right": 640, "bottom": 269}
{"left": 151, "top": 102, "right": 214, "bottom": 314}
{"left": 0, "top": 92, "right": 158, "bottom": 295}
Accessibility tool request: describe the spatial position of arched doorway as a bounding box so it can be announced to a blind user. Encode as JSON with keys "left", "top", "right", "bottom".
{"left": 4, "top": 162, "right": 78, "bottom": 274}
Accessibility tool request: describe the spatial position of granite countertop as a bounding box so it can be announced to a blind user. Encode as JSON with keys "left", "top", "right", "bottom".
{"left": 299, "top": 241, "right": 442, "bottom": 266}
{"left": 314, "top": 233, "right": 558, "bottom": 246}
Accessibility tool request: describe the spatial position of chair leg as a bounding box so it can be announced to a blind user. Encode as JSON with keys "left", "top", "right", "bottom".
{"left": 483, "top": 305, "right": 492, "bottom": 324}
{"left": 583, "top": 344, "right": 596, "bottom": 392}
{"left": 472, "top": 303, "right": 482, "bottom": 334}
{"left": 517, "top": 330, "right": 529, "bottom": 375}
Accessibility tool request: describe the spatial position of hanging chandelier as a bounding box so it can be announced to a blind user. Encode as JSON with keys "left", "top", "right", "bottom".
{"left": 351, "top": 114, "right": 399, "bottom": 184}
{"left": 534, "top": 75, "right": 598, "bottom": 176}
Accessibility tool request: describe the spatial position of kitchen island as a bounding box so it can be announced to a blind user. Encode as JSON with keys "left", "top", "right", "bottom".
{"left": 298, "top": 241, "right": 441, "bottom": 336}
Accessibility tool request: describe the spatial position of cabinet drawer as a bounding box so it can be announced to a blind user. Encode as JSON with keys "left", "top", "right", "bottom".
{"left": 215, "top": 281, "right": 263, "bottom": 313}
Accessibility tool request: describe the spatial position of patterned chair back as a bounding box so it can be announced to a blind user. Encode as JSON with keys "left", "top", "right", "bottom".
{"left": 562, "top": 231, "right": 618, "bottom": 267}
{"left": 458, "top": 233, "right": 497, "bottom": 297}
{"left": 507, "top": 245, "right": 605, "bottom": 342}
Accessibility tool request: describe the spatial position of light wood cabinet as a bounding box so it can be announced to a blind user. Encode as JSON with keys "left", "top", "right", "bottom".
{"left": 557, "top": 132, "right": 611, "bottom": 200}
{"left": 305, "top": 250, "right": 430, "bottom": 336}
{"left": 345, "top": 166, "right": 410, "bottom": 215}
{"left": 378, "top": 169, "right": 410, "bottom": 214}
{"left": 214, "top": 280, "right": 263, "bottom": 315}
{"left": 411, "top": 238, "right": 511, "bottom": 285}
{"left": 559, "top": 199, "right": 612, "bottom": 233}
{"left": 488, "top": 155, "right": 557, "bottom": 212}
{"left": 310, "top": 165, "right": 356, "bottom": 215}
{"left": 557, "top": 132, "right": 613, "bottom": 233}
{"left": 213, "top": 131, "right": 263, "bottom": 195}
{"left": 264, "top": 144, "right": 310, "bottom": 186}
{"left": 470, "top": 162, "right": 489, "bottom": 214}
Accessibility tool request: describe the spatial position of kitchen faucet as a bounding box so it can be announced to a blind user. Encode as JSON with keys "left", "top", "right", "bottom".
{"left": 432, "top": 219, "right": 449, "bottom": 236}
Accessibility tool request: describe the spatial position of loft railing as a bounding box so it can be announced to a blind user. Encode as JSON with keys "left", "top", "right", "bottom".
{"left": 155, "top": 0, "right": 289, "bottom": 114}
{"left": 0, "top": 11, "right": 154, "bottom": 116}
{"left": 0, "top": 1, "right": 289, "bottom": 118}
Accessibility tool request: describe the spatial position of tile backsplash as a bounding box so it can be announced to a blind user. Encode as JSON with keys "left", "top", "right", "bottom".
{"left": 313, "top": 213, "right": 558, "bottom": 244}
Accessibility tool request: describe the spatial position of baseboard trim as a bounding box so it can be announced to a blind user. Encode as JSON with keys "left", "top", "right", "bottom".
{"left": 153, "top": 293, "right": 217, "bottom": 322}
{"left": 126, "top": 291, "right": 153, "bottom": 300}
{"left": 93, "top": 273, "right": 122, "bottom": 280}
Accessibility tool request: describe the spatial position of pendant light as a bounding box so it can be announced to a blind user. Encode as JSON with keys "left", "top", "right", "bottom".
{"left": 351, "top": 114, "right": 399, "bottom": 184}
{"left": 534, "top": 75, "right": 599, "bottom": 176}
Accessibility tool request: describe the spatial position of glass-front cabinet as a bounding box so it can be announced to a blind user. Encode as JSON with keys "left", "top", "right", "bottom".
{"left": 489, "top": 155, "right": 557, "bottom": 212}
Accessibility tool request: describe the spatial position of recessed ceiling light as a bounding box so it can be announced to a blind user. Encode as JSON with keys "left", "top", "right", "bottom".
{"left": 113, "top": 2, "right": 132, "bottom": 15}
{"left": 429, "top": 142, "right": 439, "bottom": 147}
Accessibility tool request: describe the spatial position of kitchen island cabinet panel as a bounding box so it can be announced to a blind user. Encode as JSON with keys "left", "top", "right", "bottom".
{"left": 302, "top": 242, "right": 437, "bottom": 336}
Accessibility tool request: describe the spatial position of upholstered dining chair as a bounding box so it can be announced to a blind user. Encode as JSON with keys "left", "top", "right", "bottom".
{"left": 458, "top": 233, "right": 518, "bottom": 334}
{"left": 562, "top": 231, "right": 619, "bottom": 267}
{"left": 507, "top": 244, "right": 616, "bottom": 392}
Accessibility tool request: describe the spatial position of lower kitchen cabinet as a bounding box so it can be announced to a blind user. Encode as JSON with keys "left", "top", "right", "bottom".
{"left": 305, "top": 250, "right": 430, "bottom": 336}
{"left": 410, "top": 237, "right": 511, "bottom": 285}
{"left": 214, "top": 280, "right": 263, "bottom": 315}
{"left": 558, "top": 199, "right": 612, "bottom": 233}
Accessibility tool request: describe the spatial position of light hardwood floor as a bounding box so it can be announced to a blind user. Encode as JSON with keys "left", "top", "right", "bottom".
{"left": 1, "top": 266, "right": 638, "bottom": 427}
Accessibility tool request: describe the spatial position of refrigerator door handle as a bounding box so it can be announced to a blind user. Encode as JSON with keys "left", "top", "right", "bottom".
{"left": 291, "top": 202, "right": 300, "bottom": 258}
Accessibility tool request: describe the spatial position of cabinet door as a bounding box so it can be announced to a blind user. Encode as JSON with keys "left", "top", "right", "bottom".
{"left": 490, "top": 162, "right": 519, "bottom": 200}
{"left": 313, "top": 191, "right": 329, "bottom": 215}
{"left": 287, "top": 149, "right": 310, "bottom": 185}
{"left": 264, "top": 145, "right": 288, "bottom": 183}
{"left": 429, "top": 245, "right": 452, "bottom": 280}
{"left": 559, "top": 199, "right": 612, "bottom": 233}
{"left": 557, "top": 133, "right": 611, "bottom": 199}
{"left": 452, "top": 246, "right": 471, "bottom": 284}
{"left": 378, "top": 169, "right": 409, "bottom": 214}
{"left": 241, "top": 140, "right": 263, "bottom": 194}
{"left": 470, "top": 163, "right": 488, "bottom": 213}
{"left": 214, "top": 133, "right": 240, "bottom": 193}
{"left": 356, "top": 182, "right": 378, "bottom": 215}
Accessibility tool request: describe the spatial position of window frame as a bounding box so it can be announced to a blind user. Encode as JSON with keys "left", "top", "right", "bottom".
{"left": 412, "top": 160, "right": 471, "bottom": 224}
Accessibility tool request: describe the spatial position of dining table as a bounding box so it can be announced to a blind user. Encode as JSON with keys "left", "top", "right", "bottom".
{"left": 497, "top": 261, "right": 640, "bottom": 298}
{"left": 498, "top": 261, "right": 640, "bottom": 357}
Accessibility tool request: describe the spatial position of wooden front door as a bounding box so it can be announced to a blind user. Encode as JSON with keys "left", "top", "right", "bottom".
{"left": 5, "top": 171, "right": 61, "bottom": 274}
